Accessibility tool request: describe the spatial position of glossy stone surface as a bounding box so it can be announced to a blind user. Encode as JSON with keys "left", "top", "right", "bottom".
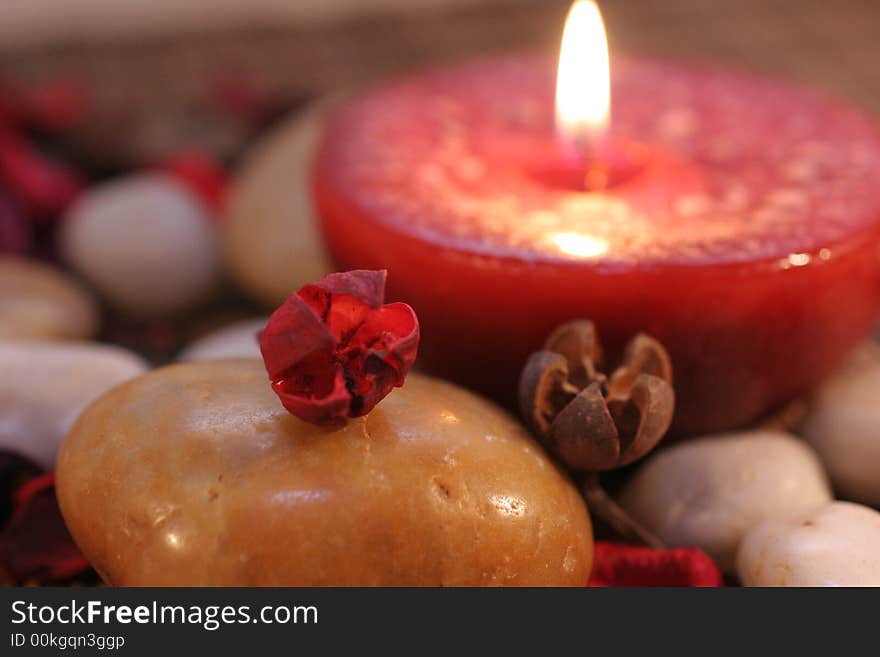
{"left": 178, "top": 317, "right": 267, "bottom": 361}
{"left": 0, "top": 257, "right": 98, "bottom": 341}
{"left": 224, "top": 107, "right": 330, "bottom": 305}
{"left": 617, "top": 430, "right": 831, "bottom": 572}
{"left": 0, "top": 341, "right": 148, "bottom": 468}
{"left": 61, "top": 174, "right": 220, "bottom": 315}
{"left": 57, "top": 362, "right": 592, "bottom": 586}
{"left": 738, "top": 501, "right": 880, "bottom": 586}
{"left": 801, "top": 342, "right": 880, "bottom": 507}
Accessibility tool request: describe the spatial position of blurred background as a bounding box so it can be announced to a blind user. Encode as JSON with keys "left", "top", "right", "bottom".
{"left": 2, "top": 0, "right": 879, "bottom": 370}
{"left": 2, "top": 0, "right": 879, "bottom": 169}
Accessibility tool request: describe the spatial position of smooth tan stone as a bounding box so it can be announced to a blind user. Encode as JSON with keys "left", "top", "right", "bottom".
{"left": 223, "top": 107, "right": 331, "bottom": 306}
{"left": 57, "top": 363, "right": 592, "bottom": 586}
{"left": 737, "top": 501, "right": 880, "bottom": 586}
{"left": 801, "top": 342, "right": 880, "bottom": 507}
{"left": 0, "top": 341, "right": 148, "bottom": 468}
{"left": 0, "top": 257, "right": 98, "bottom": 341}
{"left": 617, "top": 430, "right": 832, "bottom": 573}
{"left": 178, "top": 318, "right": 267, "bottom": 361}
{"left": 61, "top": 174, "right": 221, "bottom": 315}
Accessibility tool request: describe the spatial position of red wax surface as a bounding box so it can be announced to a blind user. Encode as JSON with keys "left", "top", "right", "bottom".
{"left": 314, "top": 55, "right": 880, "bottom": 435}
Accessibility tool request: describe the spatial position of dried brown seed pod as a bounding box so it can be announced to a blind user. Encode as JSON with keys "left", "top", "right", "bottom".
{"left": 519, "top": 320, "right": 675, "bottom": 472}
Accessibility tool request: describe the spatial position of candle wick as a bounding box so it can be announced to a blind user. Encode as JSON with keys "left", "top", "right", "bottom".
{"left": 562, "top": 129, "right": 611, "bottom": 191}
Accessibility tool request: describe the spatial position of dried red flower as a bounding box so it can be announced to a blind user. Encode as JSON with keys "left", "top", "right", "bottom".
{"left": 260, "top": 270, "right": 419, "bottom": 425}
{"left": 588, "top": 541, "right": 724, "bottom": 587}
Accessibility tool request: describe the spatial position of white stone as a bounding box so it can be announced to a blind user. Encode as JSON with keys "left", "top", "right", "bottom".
{"left": 0, "top": 341, "right": 148, "bottom": 468}
{"left": 617, "top": 430, "right": 832, "bottom": 573}
{"left": 737, "top": 501, "right": 880, "bottom": 586}
{"left": 801, "top": 342, "right": 880, "bottom": 507}
{"left": 223, "top": 106, "right": 331, "bottom": 305}
{"left": 178, "top": 317, "right": 267, "bottom": 361}
{"left": 61, "top": 173, "right": 221, "bottom": 315}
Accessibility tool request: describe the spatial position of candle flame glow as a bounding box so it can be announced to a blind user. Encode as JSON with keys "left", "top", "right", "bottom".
{"left": 551, "top": 231, "right": 609, "bottom": 258}
{"left": 555, "top": 0, "right": 611, "bottom": 147}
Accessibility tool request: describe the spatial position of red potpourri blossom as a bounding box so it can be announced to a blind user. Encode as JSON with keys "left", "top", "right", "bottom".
{"left": 260, "top": 269, "right": 420, "bottom": 425}
{"left": 588, "top": 541, "right": 724, "bottom": 587}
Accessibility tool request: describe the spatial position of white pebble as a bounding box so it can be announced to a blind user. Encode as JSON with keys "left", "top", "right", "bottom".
{"left": 61, "top": 173, "right": 220, "bottom": 315}
{"left": 737, "top": 501, "right": 880, "bottom": 586}
{"left": 617, "top": 430, "right": 832, "bottom": 573}
{"left": 0, "top": 340, "right": 148, "bottom": 468}
{"left": 801, "top": 342, "right": 880, "bottom": 507}
{"left": 178, "top": 317, "right": 267, "bottom": 361}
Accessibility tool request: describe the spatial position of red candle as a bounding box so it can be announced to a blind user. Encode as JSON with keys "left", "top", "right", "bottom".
{"left": 314, "top": 35, "right": 880, "bottom": 436}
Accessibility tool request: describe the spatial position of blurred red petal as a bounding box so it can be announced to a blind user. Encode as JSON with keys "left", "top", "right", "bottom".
{"left": 0, "top": 128, "right": 84, "bottom": 220}
{"left": 588, "top": 541, "right": 724, "bottom": 587}
{"left": 158, "top": 149, "right": 229, "bottom": 214}
{"left": 18, "top": 80, "right": 89, "bottom": 132}
{"left": 0, "top": 472, "right": 90, "bottom": 584}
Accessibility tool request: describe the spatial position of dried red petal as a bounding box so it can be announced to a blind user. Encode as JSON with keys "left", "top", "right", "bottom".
{"left": 0, "top": 128, "right": 84, "bottom": 220}
{"left": 588, "top": 541, "right": 724, "bottom": 587}
{"left": 158, "top": 149, "right": 229, "bottom": 214}
{"left": 0, "top": 472, "right": 90, "bottom": 584}
{"left": 260, "top": 270, "right": 419, "bottom": 425}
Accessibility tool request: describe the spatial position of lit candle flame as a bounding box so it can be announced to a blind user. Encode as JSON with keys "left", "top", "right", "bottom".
{"left": 555, "top": 0, "right": 611, "bottom": 149}
{"left": 551, "top": 231, "right": 609, "bottom": 258}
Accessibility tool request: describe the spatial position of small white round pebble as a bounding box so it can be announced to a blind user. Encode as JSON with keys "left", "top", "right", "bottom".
{"left": 61, "top": 173, "right": 221, "bottom": 315}
{"left": 223, "top": 106, "right": 331, "bottom": 306}
{"left": 801, "top": 342, "right": 880, "bottom": 507}
{"left": 617, "top": 430, "right": 832, "bottom": 573}
{"left": 737, "top": 501, "right": 880, "bottom": 586}
{"left": 0, "top": 340, "right": 148, "bottom": 468}
{"left": 0, "top": 257, "right": 98, "bottom": 341}
{"left": 178, "top": 317, "right": 267, "bottom": 361}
